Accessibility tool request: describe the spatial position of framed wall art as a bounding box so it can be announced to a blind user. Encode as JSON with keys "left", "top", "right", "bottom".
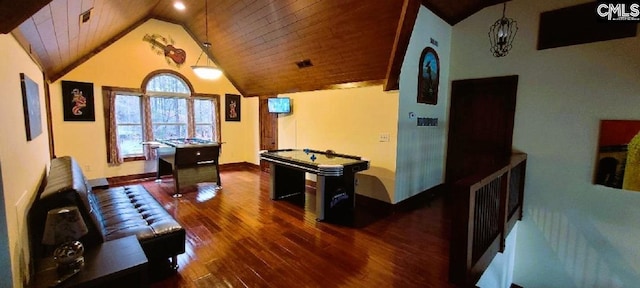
{"left": 418, "top": 46, "right": 439, "bottom": 105}
{"left": 594, "top": 120, "right": 640, "bottom": 192}
{"left": 62, "top": 80, "right": 95, "bottom": 121}
{"left": 20, "top": 73, "right": 42, "bottom": 141}
{"left": 225, "top": 94, "right": 241, "bottom": 122}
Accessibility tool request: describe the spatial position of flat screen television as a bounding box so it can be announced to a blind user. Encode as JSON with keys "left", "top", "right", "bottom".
{"left": 267, "top": 97, "right": 291, "bottom": 113}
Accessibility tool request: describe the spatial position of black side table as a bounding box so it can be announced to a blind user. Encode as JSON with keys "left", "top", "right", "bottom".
{"left": 88, "top": 178, "right": 109, "bottom": 190}
{"left": 30, "top": 235, "right": 148, "bottom": 288}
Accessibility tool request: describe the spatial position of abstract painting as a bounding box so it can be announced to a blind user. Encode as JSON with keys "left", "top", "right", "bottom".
{"left": 20, "top": 73, "right": 42, "bottom": 141}
{"left": 595, "top": 120, "right": 640, "bottom": 191}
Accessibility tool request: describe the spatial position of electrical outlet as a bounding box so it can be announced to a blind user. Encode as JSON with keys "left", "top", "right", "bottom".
{"left": 379, "top": 133, "right": 390, "bottom": 142}
{"left": 85, "top": 165, "right": 91, "bottom": 172}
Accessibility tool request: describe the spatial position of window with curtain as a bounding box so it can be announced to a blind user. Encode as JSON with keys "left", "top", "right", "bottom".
{"left": 115, "top": 94, "right": 143, "bottom": 157}
{"left": 104, "top": 70, "right": 221, "bottom": 163}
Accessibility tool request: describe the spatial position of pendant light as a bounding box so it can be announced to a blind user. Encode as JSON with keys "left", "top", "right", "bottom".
{"left": 489, "top": 2, "right": 518, "bottom": 57}
{"left": 192, "top": 0, "right": 223, "bottom": 80}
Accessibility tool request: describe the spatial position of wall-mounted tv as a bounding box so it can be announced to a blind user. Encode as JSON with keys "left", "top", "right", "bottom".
{"left": 268, "top": 97, "right": 291, "bottom": 113}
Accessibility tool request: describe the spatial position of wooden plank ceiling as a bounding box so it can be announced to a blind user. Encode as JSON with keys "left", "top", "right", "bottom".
{"left": 4, "top": 0, "right": 505, "bottom": 97}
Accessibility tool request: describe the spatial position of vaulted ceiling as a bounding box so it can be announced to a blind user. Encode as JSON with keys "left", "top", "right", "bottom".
{"left": 1, "top": 0, "right": 506, "bottom": 97}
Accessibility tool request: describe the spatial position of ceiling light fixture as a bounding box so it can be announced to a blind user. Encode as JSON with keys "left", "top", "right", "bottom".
{"left": 489, "top": 2, "right": 518, "bottom": 57}
{"left": 191, "top": 0, "right": 222, "bottom": 80}
{"left": 174, "top": 2, "right": 186, "bottom": 11}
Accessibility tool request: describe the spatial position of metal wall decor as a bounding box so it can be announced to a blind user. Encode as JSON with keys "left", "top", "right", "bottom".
{"left": 143, "top": 33, "right": 187, "bottom": 66}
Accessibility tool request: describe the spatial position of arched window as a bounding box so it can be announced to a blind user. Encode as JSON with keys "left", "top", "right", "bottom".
{"left": 105, "top": 70, "right": 220, "bottom": 163}
{"left": 146, "top": 73, "right": 191, "bottom": 95}
{"left": 143, "top": 72, "right": 191, "bottom": 140}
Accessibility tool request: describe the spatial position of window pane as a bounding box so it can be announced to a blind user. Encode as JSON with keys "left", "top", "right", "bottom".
{"left": 114, "top": 94, "right": 143, "bottom": 158}
{"left": 153, "top": 124, "right": 187, "bottom": 140}
{"left": 146, "top": 74, "right": 190, "bottom": 94}
{"left": 117, "top": 125, "right": 143, "bottom": 156}
{"left": 195, "top": 125, "right": 213, "bottom": 140}
{"left": 150, "top": 97, "right": 187, "bottom": 123}
{"left": 194, "top": 99, "right": 213, "bottom": 123}
{"left": 115, "top": 95, "right": 141, "bottom": 124}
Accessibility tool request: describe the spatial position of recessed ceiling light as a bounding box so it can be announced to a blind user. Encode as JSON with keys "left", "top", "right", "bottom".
{"left": 174, "top": 1, "right": 186, "bottom": 11}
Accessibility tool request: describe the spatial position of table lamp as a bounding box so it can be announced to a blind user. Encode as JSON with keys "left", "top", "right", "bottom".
{"left": 42, "top": 206, "right": 89, "bottom": 273}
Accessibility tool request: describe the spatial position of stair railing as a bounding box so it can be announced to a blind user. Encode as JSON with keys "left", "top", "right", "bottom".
{"left": 449, "top": 152, "right": 527, "bottom": 286}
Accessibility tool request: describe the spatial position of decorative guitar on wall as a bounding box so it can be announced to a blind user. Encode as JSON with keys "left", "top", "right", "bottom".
{"left": 143, "top": 34, "right": 187, "bottom": 66}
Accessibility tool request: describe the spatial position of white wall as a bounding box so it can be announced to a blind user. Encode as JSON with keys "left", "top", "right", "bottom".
{"left": 275, "top": 6, "right": 453, "bottom": 204}
{"left": 452, "top": 0, "right": 640, "bottom": 286}
{"left": 395, "top": 6, "right": 452, "bottom": 203}
{"left": 52, "top": 19, "right": 259, "bottom": 179}
{"left": 0, "top": 34, "right": 51, "bottom": 287}
{"left": 277, "top": 86, "right": 399, "bottom": 202}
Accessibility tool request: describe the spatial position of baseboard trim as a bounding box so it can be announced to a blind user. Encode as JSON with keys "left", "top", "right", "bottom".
{"left": 393, "top": 183, "right": 445, "bottom": 213}
{"left": 220, "top": 162, "right": 260, "bottom": 171}
{"left": 107, "top": 172, "right": 157, "bottom": 186}
{"left": 107, "top": 162, "right": 260, "bottom": 186}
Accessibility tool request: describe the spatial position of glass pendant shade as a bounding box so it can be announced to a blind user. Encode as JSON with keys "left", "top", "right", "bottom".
{"left": 192, "top": 63, "right": 223, "bottom": 80}
{"left": 192, "top": 66, "right": 222, "bottom": 80}
{"left": 192, "top": 0, "right": 222, "bottom": 80}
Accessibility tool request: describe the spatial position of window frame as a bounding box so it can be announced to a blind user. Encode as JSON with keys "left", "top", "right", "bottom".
{"left": 193, "top": 97, "right": 217, "bottom": 140}
{"left": 192, "top": 93, "right": 221, "bottom": 143}
{"left": 148, "top": 95, "right": 189, "bottom": 140}
{"left": 114, "top": 93, "right": 144, "bottom": 158}
{"left": 103, "top": 70, "right": 221, "bottom": 163}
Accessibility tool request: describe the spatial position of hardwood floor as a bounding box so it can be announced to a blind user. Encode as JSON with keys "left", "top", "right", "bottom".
{"left": 124, "top": 166, "right": 456, "bottom": 288}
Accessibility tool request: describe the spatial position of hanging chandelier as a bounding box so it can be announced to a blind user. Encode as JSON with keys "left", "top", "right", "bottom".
{"left": 488, "top": 2, "right": 518, "bottom": 57}
{"left": 192, "top": 0, "right": 223, "bottom": 80}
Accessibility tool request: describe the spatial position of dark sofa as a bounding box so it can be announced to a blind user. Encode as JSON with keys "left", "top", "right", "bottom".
{"left": 30, "top": 156, "right": 185, "bottom": 268}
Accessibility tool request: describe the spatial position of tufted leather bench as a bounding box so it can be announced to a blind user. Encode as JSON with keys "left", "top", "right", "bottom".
{"left": 31, "top": 156, "right": 185, "bottom": 268}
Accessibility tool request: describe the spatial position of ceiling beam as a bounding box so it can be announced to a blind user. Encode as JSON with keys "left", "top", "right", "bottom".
{"left": 0, "top": 0, "right": 52, "bottom": 34}
{"left": 384, "top": 0, "right": 420, "bottom": 91}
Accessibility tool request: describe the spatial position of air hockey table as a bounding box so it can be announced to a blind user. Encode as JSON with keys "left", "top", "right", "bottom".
{"left": 259, "top": 149, "right": 369, "bottom": 222}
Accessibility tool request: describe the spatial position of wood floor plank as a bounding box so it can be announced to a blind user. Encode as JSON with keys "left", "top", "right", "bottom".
{"left": 120, "top": 166, "right": 457, "bottom": 288}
